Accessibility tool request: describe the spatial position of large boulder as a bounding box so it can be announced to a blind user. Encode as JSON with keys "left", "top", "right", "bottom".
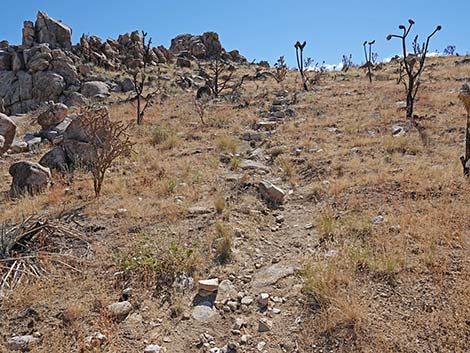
{"left": 50, "top": 49, "right": 79, "bottom": 85}
{"left": 9, "top": 161, "right": 51, "bottom": 198}
{"left": 32, "top": 71, "right": 65, "bottom": 101}
{"left": 37, "top": 102, "right": 68, "bottom": 129}
{"left": 35, "top": 11, "right": 72, "bottom": 50}
{"left": 0, "top": 114, "right": 16, "bottom": 153}
{"left": 39, "top": 146, "right": 68, "bottom": 172}
{"left": 81, "top": 81, "right": 110, "bottom": 98}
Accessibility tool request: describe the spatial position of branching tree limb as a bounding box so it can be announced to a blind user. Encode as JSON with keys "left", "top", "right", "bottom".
{"left": 363, "top": 40, "right": 375, "bottom": 82}
{"left": 387, "top": 19, "right": 441, "bottom": 119}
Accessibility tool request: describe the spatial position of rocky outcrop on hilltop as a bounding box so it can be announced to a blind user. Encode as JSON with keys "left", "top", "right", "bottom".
{"left": 0, "top": 11, "right": 248, "bottom": 116}
{"left": 170, "top": 32, "right": 246, "bottom": 63}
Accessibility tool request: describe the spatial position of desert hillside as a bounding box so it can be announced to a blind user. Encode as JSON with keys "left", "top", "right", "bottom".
{"left": 1, "top": 11, "right": 470, "bottom": 353}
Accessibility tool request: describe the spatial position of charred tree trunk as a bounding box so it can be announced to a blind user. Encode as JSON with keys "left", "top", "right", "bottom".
{"left": 461, "top": 113, "right": 470, "bottom": 176}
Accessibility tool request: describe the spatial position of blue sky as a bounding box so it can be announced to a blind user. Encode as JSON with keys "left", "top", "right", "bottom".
{"left": 2, "top": 0, "right": 469, "bottom": 66}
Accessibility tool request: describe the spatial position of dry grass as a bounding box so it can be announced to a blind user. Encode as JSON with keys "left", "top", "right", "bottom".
{"left": 1, "top": 56, "right": 470, "bottom": 352}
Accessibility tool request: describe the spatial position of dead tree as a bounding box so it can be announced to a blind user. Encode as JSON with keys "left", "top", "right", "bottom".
{"left": 387, "top": 19, "right": 441, "bottom": 119}
{"left": 294, "top": 41, "right": 308, "bottom": 91}
{"left": 459, "top": 84, "right": 470, "bottom": 176}
{"left": 341, "top": 54, "right": 353, "bottom": 72}
{"left": 197, "top": 56, "right": 247, "bottom": 98}
{"left": 79, "top": 106, "right": 134, "bottom": 197}
{"left": 273, "top": 56, "right": 288, "bottom": 83}
{"left": 130, "top": 31, "right": 159, "bottom": 125}
{"left": 363, "top": 40, "right": 375, "bottom": 82}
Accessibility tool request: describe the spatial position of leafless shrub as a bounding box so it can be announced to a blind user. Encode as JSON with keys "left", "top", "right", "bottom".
{"left": 197, "top": 56, "right": 247, "bottom": 98}
{"left": 79, "top": 106, "right": 134, "bottom": 197}
{"left": 387, "top": 19, "right": 442, "bottom": 119}
{"left": 273, "top": 56, "right": 288, "bottom": 83}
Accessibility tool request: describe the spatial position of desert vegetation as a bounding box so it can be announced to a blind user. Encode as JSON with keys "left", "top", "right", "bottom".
{"left": 0, "top": 9, "right": 469, "bottom": 353}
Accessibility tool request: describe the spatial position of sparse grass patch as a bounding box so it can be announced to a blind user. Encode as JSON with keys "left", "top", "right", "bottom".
{"left": 384, "top": 136, "right": 422, "bottom": 155}
{"left": 213, "top": 222, "right": 233, "bottom": 264}
{"left": 216, "top": 135, "right": 239, "bottom": 154}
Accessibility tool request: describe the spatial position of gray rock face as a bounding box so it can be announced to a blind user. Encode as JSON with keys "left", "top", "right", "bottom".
{"left": 0, "top": 114, "right": 17, "bottom": 154}
{"left": 0, "top": 50, "right": 12, "bottom": 71}
{"left": 9, "top": 161, "right": 51, "bottom": 198}
{"left": 35, "top": 11, "right": 72, "bottom": 50}
{"left": 37, "top": 102, "right": 68, "bottom": 129}
{"left": 81, "top": 81, "right": 110, "bottom": 98}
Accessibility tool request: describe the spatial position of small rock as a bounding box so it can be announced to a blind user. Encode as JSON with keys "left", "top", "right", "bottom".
{"left": 257, "top": 341, "right": 267, "bottom": 351}
{"left": 7, "top": 335, "right": 41, "bottom": 351}
{"left": 257, "top": 293, "right": 269, "bottom": 307}
{"left": 198, "top": 278, "right": 219, "bottom": 292}
{"left": 107, "top": 301, "right": 132, "bottom": 320}
{"left": 241, "top": 296, "right": 254, "bottom": 305}
{"left": 233, "top": 317, "right": 246, "bottom": 330}
{"left": 272, "top": 308, "right": 281, "bottom": 314}
{"left": 144, "top": 344, "right": 161, "bottom": 353}
{"left": 240, "top": 335, "right": 251, "bottom": 345}
{"left": 258, "top": 318, "right": 273, "bottom": 332}
{"left": 372, "top": 215, "right": 385, "bottom": 224}
{"left": 192, "top": 305, "right": 217, "bottom": 322}
{"left": 259, "top": 181, "right": 286, "bottom": 204}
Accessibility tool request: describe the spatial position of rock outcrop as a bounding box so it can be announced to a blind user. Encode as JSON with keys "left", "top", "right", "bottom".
{"left": 0, "top": 11, "right": 247, "bottom": 115}
{"left": 169, "top": 32, "right": 246, "bottom": 63}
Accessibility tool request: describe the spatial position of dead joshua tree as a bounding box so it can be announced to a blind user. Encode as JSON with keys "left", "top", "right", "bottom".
{"left": 363, "top": 40, "right": 375, "bottom": 82}
{"left": 387, "top": 19, "right": 442, "bottom": 119}
{"left": 294, "top": 41, "right": 308, "bottom": 90}
{"left": 459, "top": 84, "right": 470, "bottom": 176}
{"left": 78, "top": 106, "right": 134, "bottom": 197}
{"left": 341, "top": 54, "right": 353, "bottom": 72}
{"left": 130, "top": 31, "right": 159, "bottom": 125}
{"left": 197, "top": 56, "right": 247, "bottom": 98}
